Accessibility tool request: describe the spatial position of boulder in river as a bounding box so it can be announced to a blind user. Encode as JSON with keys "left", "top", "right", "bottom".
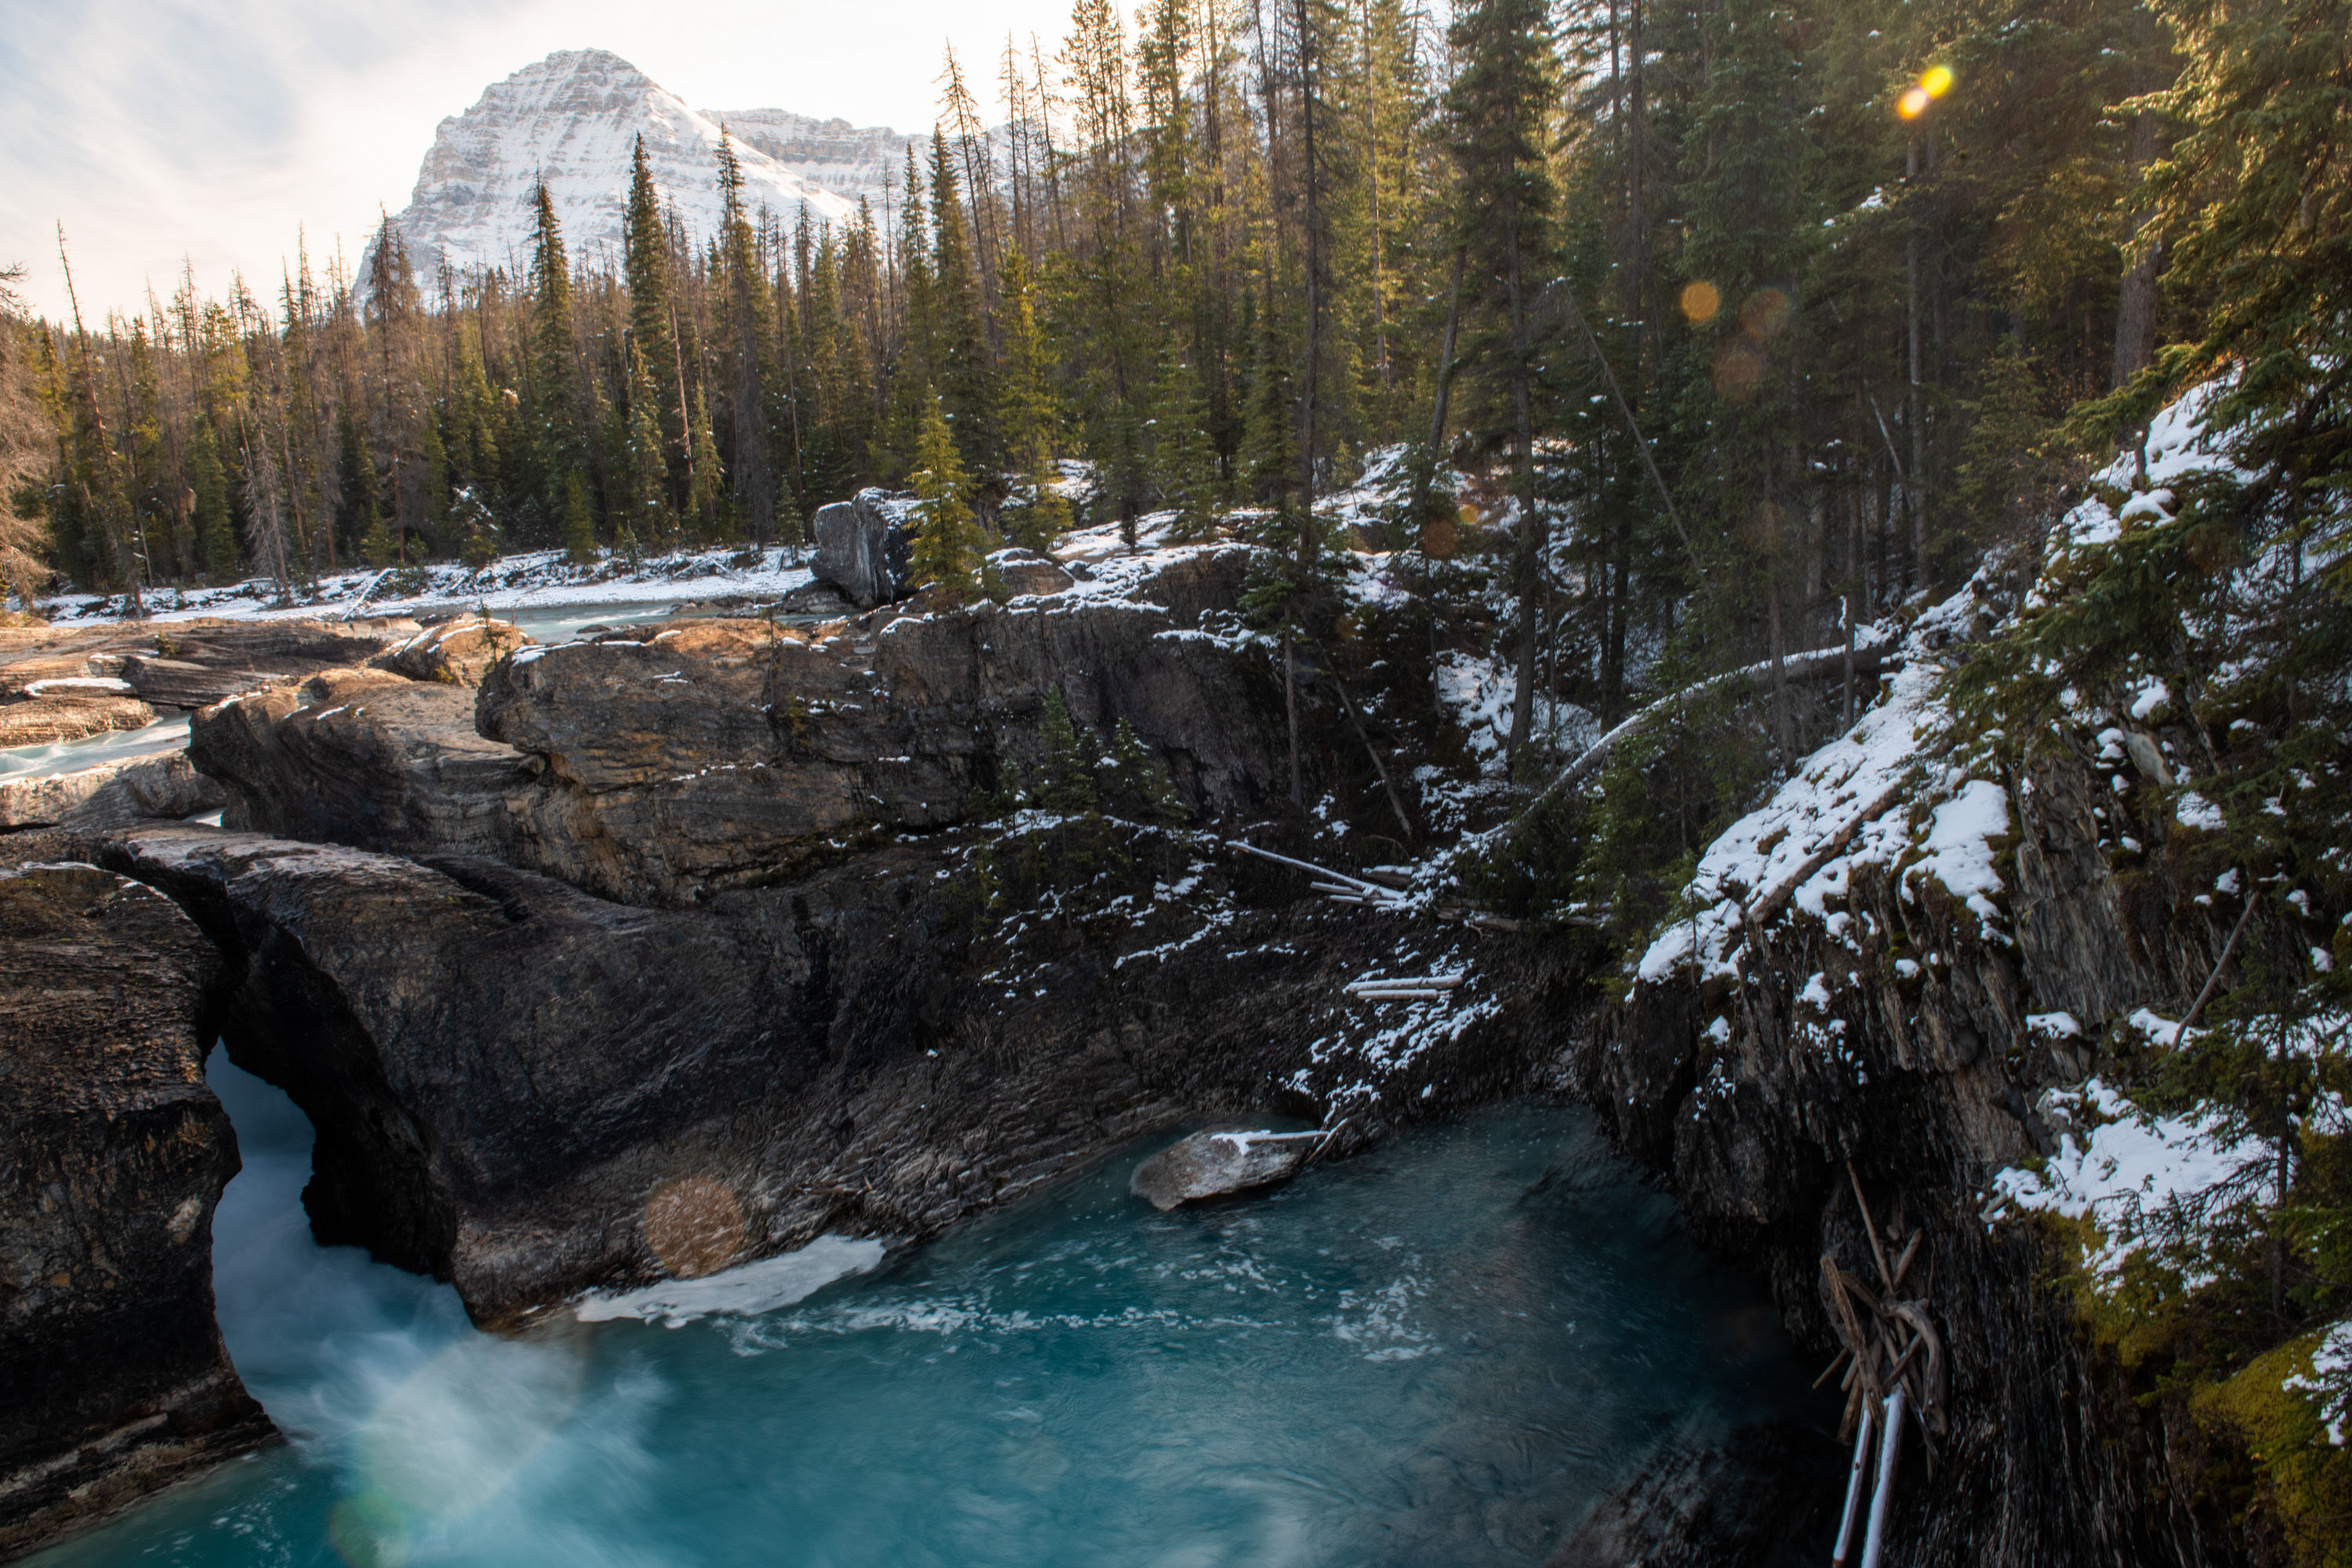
{"left": 1129, "top": 1128, "right": 1327, "bottom": 1210}
{"left": 0, "top": 840, "right": 273, "bottom": 1558}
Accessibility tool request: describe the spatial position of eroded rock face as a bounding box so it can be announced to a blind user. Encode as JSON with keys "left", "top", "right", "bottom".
{"left": 80, "top": 824, "right": 1568, "bottom": 1327}
{"left": 373, "top": 618, "right": 535, "bottom": 687}
{"left": 0, "top": 751, "right": 223, "bottom": 830}
{"left": 0, "top": 842, "right": 273, "bottom": 1559}
{"left": 191, "top": 668, "right": 535, "bottom": 861}
{"left": 0, "top": 618, "right": 399, "bottom": 720}
{"left": 119, "top": 621, "right": 394, "bottom": 710}
{"left": 176, "top": 550, "right": 1297, "bottom": 909}
{"left": 0, "top": 691, "right": 158, "bottom": 746}
{"left": 1585, "top": 743, "right": 2245, "bottom": 1566}
{"left": 474, "top": 597, "right": 1288, "bottom": 905}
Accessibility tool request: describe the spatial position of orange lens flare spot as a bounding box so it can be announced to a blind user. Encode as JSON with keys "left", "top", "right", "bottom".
{"left": 1897, "top": 85, "right": 1932, "bottom": 120}
{"left": 1921, "top": 64, "right": 1955, "bottom": 98}
{"left": 1679, "top": 281, "right": 1722, "bottom": 323}
{"left": 644, "top": 1175, "right": 747, "bottom": 1279}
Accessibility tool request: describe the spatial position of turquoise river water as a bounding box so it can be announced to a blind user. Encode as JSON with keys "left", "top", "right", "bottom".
{"left": 32, "top": 1054, "right": 1823, "bottom": 1567}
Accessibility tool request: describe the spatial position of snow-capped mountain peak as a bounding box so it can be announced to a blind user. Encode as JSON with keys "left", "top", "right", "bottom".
{"left": 381, "top": 50, "right": 913, "bottom": 285}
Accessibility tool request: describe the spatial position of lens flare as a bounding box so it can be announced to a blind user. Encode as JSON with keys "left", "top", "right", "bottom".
{"left": 645, "top": 1175, "right": 748, "bottom": 1279}
{"left": 1922, "top": 64, "right": 1955, "bottom": 98}
{"left": 1897, "top": 85, "right": 1932, "bottom": 120}
{"left": 1740, "top": 289, "right": 1791, "bottom": 339}
{"left": 1711, "top": 341, "right": 1766, "bottom": 401}
{"left": 1679, "top": 281, "right": 1722, "bottom": 324}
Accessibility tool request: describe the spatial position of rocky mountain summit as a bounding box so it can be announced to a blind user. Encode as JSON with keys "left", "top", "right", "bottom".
{"left": 379, "top": 49, "right": 914, "bottom": 285}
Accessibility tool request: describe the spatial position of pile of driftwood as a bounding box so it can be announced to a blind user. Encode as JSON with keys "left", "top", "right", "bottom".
{"left": 1820, "top": 1162, "right": 1946, "bottom": 1568}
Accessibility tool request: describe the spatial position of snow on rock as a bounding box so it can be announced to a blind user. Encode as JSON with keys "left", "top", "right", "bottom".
{"left": 1905, "top": 778, "right": 2011, "bottom": 931}
{"left": 2047, "top": 378, "right": 2250, "bottom": 557}
{"left": 372, "top": 50, "right": 879, "bottom": 290}
{"left": 1636, "top": 661, "right": 1943, "bottom": 985}
{"left": 573, "top": 1234, "right": 891, "bottom": 1328}
{"left": 2286, "top": 1319, "right": 2352, "bottom": 1446}
{"left": 2176, "top": 789, "right": 2227, "bottom": 833}
{"left": 1432, "top": 651, "right": 1594, "bottom": 775}
{"left": 1988, "top": 1079, "right": 2268, "bottom": 1288}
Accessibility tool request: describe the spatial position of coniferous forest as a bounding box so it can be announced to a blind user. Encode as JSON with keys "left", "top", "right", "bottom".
{"left": 6, "top": 0, "right": 2352, "bottom": 1555}
{"left": 9, "top": 0, "right": 2333, "bottom": 734}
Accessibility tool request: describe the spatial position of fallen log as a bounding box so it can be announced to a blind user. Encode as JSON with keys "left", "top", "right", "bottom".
{"left": 1524, "top": 640, "right": 1902, "bottom": 811}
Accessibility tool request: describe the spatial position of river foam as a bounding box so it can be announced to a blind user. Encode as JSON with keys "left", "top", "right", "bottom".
{"left": 30, "top": 1058, "right": 1821, "bottom": 1567}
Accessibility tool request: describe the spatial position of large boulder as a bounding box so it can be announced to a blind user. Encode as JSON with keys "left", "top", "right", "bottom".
{"left": 0, "top": 689, "right": 158, "bottom": 746}
{"left": 988, "top": 548, "right": 1074, "bottom": 598}
{"left": 476, "top": 598, "right": 1290, "bottom": 904}
{"left": 373, "top": 617, "right": 535, "bottom": 687}
{"left": 0, "top": 750, "right": 223, "bottom": 830}
{"left": 1129, "top": 1128, "right": 1325, "bottom": 1210}
{"left": 190, "top": 667, "right": 533, "bottom": 861}
{"left": 0, "top": 842, "right": 273, "bottom": 1558}
{"left": 811, "top": 488, "right": 911, "bottom": 609}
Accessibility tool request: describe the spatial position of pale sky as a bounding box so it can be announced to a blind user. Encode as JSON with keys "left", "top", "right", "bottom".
{"left": 2, "top": 0, "right": 1080, "bottom": 321}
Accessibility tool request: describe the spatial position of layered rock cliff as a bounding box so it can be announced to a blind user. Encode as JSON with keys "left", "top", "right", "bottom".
{"left": 1579, "top": 597, "right": 2253, "bottom": 1564}
{"left": 0, "top": 838, "right": 272, "bottom": 1558}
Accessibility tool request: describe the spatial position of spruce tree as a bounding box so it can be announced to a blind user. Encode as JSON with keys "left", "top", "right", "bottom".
{"left": 929, "top": 129, "right": 1003, "bottom": 473}
{"left": 685, "top": 385, "right": 725, "bottom": 537}
{"left": 189, "top": 417, "right": 238, "bottom": 580}
{"left": 907, "top": 387, "right": 984, "bottom": 607}
{"left": 623, "top": 134, "right": 684, "bottom": 482}
{"left": 528, "top": 182, "right": 581, "bottom": 516}
{"left": 620, "top": 338, "right": 675, "bottom": 545}
{"left": 561, "top": 466, "right": 597, "bottom": 563}
{"left": 1152, "top": 340, "right": 1221, "bottom": 541}
{"left": 996, "top": 251, "right": 1071, "bottom": 551}
{"left": 717, "top": 131, "right": 780, "bottom": 543}
{"left": 1447, "top": 0, "right": 1559, "bottom": 762}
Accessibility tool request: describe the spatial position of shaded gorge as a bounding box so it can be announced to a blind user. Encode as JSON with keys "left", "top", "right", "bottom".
{"left": 33, "top": 1054, "right": 1824, "bottom": 1566}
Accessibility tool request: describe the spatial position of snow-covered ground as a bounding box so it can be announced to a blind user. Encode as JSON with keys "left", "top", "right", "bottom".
{"left": 1987, "top": 1073, "right": 2275, "bottom": 1288}
{"left": 45, "top": 546, "right": 821, "bottom": 629}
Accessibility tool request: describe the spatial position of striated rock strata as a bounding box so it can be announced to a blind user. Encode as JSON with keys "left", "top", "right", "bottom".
{"left": 0, "top": 751, "right": 223, "bottom": 831}
{"left": 191, "top": 668, "right": 534, "bottom": 860}
{"left": 0, "top": 839, "right": 273, "bottom": 1559}
{"left": 80, "top": 823, "right": 1570, "bottom": 1328}
{"left": 191, "top": 555, "right": 1287, "bottom": 909}
{"left": 1582, "top": 735, "right": 2249, "bottom": 1564}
